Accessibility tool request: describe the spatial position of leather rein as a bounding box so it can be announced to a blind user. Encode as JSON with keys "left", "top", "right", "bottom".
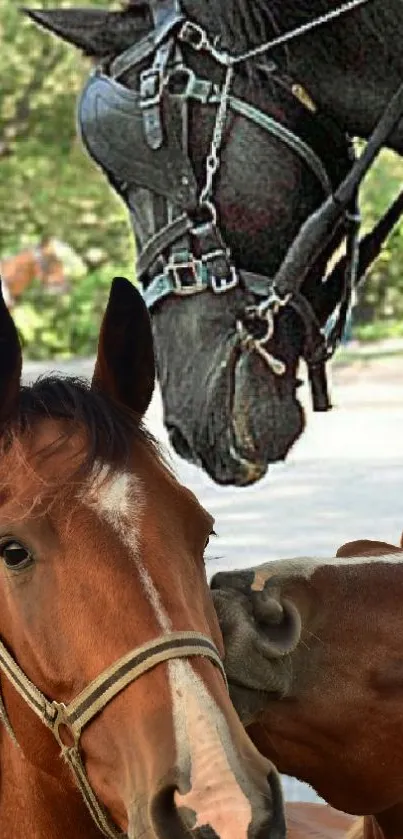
{"left": 0, "top": 629, "right": 227, "bottom": 838}
{"left": 102, "top": 0, "right": 370, "bottom": 411}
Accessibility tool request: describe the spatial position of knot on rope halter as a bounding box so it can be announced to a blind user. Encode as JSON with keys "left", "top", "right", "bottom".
{"left": 236, "top": 289, "right": 290, "bottom": 376}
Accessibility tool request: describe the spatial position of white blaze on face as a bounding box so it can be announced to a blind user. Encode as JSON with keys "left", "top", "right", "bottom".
{"left": 85, "top": 464, "right": 142, "bottom": 554}
{"left": 171, "top": 660, "right": 253, "bottom": 839}
{"left": 84, "top": 464, "right": 172, "bottom": 631}
{"left": 86, "top": 464, "right": 255, "bottom": 838}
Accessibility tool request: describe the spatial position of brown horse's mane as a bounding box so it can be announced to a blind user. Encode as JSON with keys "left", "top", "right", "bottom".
{"left": 0, "top": 376, "right": 162, "bottom": 510}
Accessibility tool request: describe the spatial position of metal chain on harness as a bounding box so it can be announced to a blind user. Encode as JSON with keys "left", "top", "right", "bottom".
{"left": 179, "top": 0, "right": 373, "bottom": 67}
{"left": 199, "top": 65, "right": 234, "bottom": 204}
{"left": 176, "top": 0, "right": 373, "bottom": 387}
{"left": 196, "top": 63, "right": 300, "bottom": 377}
{"left": 105, "top": 0, "right": 375, "bottom": 402}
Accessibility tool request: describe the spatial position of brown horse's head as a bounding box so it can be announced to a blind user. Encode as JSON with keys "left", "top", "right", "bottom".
{"left": 211, "top": 540, "right": 403, "bottom": 816}
{"left": 0, "top": 277, "right": 284, "bottom": 839}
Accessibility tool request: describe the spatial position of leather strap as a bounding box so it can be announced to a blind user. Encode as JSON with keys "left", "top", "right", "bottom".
{"left": 0, "top": 684, "right": 17, "bottom": 745}
{"left": 137, "top": 212, "right": 194, "bottom": 279}
{"left": 140, "top": 40, "right": 173, "bottom": 149}
{"left": 166, "top": 76, "right": 332, "bottom": 195}
{"left": 227, "top": 95, "right": 332, "bottom": 196}
{"left": 110, "top": 13, "right": 184, "bottom": 80}
{"left": 0, "top": 630, "right": 227, "bottom": 838}
{"left": 288, "top": 292, "right": 331, "bottom": 410}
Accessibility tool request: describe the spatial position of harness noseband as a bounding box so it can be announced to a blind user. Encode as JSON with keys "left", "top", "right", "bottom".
{"left": 77, "top": 0, "right": 363, "bottom": 412}
{"left": 0, "top": 630, "right": 227, "bottom": 838}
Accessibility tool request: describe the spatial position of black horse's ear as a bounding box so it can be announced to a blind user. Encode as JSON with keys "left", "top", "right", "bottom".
{"left": 22, "top": 6, "right": 149, "bottom": 57}
{"left": 0, "top": 280, "right": 22, "bottom": 426}
{"left": 92, "top": 277, "right": 155, "bottom": 418}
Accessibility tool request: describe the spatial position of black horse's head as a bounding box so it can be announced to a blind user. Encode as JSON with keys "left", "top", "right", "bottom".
{"left": 25, "top": 0, "right": 352, "bottom": 485}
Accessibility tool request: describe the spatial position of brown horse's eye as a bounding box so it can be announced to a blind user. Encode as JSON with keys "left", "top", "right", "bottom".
{"left": 1, "top": 541, "right": 33, "bottom": 570}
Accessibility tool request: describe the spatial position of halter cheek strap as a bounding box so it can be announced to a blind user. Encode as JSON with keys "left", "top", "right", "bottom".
{"left": 0, "top": 630, "right": 227, "bottom": 839}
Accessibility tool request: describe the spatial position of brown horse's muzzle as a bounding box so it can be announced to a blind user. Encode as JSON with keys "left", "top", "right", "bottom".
{"left": 149, "top": 764, "right": 286, "bottom": 839}
{"left": 210, "top": 570, "right": 302, "bottom": 721}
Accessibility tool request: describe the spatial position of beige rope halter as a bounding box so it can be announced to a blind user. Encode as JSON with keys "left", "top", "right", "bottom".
{"left": 0, "top": 630, "right": 227, "bottom": 838}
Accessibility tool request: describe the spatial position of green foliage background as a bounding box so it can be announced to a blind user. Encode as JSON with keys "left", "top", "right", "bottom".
{"left": 1, "top": 0, "right": 403, "bottom": 357}
{"left": 1, "top": 0, "right": 134, "bottom": 358}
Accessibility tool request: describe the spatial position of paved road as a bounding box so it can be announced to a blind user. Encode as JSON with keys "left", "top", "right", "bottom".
{"left": 23, "top": 353, "right": 403, "bottom": 804}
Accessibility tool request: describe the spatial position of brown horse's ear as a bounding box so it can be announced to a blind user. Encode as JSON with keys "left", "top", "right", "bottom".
{"left": 92, "top": 277, "right": 155, "bottom": 418}
{"left": 336, "top": 539, "right": 401, "bottom": 557}
{"left": 22, "top": 5, "right": 149, "bottom": 57}
{"left": 0, "top": 279, "right": 22, "bottom": 425}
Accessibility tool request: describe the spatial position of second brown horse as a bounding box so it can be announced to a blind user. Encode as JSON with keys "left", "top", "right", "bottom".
{"left": 212, "top": 535, "right": 403, "bottom": 839}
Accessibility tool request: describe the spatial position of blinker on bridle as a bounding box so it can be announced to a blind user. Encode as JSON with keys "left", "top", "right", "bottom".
{"left": 0, "top": 630, "right": 227, "bottom": 838}
{"left": 85, "top": 0, "right": 373, "bottom": 412}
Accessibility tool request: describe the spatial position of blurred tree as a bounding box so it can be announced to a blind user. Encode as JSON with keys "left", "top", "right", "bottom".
{"left": 0, "top": 0, "right": 133, "bottom": 272}
{"left": 1, "top": 0, "right": 403, "bottom": 357}
{"left": 357, "top": 151, "right": 403, "bottom": 325}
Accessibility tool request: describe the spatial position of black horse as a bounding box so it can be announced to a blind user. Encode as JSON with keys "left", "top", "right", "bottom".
{"left": 26, "top": 0, "right": 403, "bottom": 485}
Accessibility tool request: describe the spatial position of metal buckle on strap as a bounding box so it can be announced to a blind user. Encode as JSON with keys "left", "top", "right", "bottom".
{"left": 166, "top": 251, "right": 206, "bottom": 295}
{"left": 211, "top": 267, "right": 238, "bottom": 294}
{"left": 140, "top": 67, "right": 164, "bottom": 108}
{"left": 166, "top": 65, "right": 197, "bottom": 97}
{"left": 51, "top": 701, "right": 78, "bottom": 749}
{"left": 166, "top": 66, "right": 218, "bottom": 104}
{"left": 178, "top": 20, "right": 231, "bottom": 66}
{"left": 179, "top": 21, "right": 209, "bottom": 51}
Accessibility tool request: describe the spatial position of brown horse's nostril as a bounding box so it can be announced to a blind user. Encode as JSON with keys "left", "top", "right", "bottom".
{"left": 151, "top": 768, "right": 285, "bottom": 839}
{"left": 252, "top": 595, "right": 302, "bottom": 659}
{"left": 152, "top": 785, "right": 220, "bottom": 839}
{"left": 253, "top": 590, "right": 285, "bottom": 625}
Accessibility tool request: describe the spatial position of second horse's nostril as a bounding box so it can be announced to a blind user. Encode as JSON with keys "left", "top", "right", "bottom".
{"left": 253, "top": 592, "right": 284, "bottom": 625}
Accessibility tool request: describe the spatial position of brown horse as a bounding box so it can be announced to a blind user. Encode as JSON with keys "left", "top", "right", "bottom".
{"left": 286, "top": 802, "right": 354, "bottom": 839}
{"left": 0, "top": 237, "right": 67, "bottom": 306}
{"left": 211, "top": 535, "right": 403, "bottom": 839}
{"left": 0, "top": 276, "right": 284, "bottom": 839}
{"left": 285, "top": 533, "right": 403, "bottom": 839}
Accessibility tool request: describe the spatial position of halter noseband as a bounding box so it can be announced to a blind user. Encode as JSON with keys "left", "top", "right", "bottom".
{"left": 0, "top": 630, "right": 227, "bottom": 838}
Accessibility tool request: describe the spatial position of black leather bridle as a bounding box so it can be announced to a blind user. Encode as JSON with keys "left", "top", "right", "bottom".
{"left": 78, "top": 0, "right": 365, "bottom": 410}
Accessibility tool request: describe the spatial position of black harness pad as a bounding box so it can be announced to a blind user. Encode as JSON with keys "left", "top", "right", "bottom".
{"left": 77, "top": 72, "right": 197, "bottom": 208}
